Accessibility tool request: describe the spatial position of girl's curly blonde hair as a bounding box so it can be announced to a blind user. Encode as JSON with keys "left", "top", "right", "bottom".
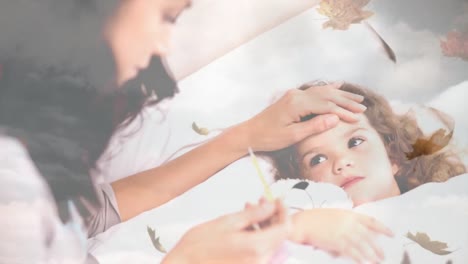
{"left": 269, "top": 82, "right": 466, "bottom": 193}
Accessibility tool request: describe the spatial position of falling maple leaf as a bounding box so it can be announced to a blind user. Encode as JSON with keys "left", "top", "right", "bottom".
{"left": 406, "top": 129, "right": 453, "bottom": 160}
{"left": 316, "top": 0, "right": 397, "bottom": 63}
{"left": 441, "top": 31, "right": 468, "bottom": 61}
{"left": 316, "top": 0, "right": 374, "bottom": 30}
{"left": 406, "top": 232, "right": 453, "bottom": 255}
{"left": 364, "top": 22, "right": 397, "bottom": 63}
{"left": 147, "top": 226, "right": 167, "bottom": 254}
{"left": 192, "top": 122, "right": 210, "bottom": 136}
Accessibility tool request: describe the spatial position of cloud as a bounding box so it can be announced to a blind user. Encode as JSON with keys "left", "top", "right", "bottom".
{"left": 155, "top": 6, "right": 468, "bottom": 160}
{"left": 369, "top": 0, "right": 467, "bottom": 34}
{"left": 174, "top": 8, "right": 466, "bottom": 107}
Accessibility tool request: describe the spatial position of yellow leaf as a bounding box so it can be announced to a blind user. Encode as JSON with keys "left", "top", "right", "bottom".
{"left": 406, "top": 129, "right": 453, "bottom": 159}
{"left": 147, "top": 226, "right": 167, "bottom": 254}
{"left": 317, "top": 0, "right": 374, "bottom": 31}
{"left": 316, "top": 6, "right": 327, "bottom": 16}
{"left": 192, "top": 122, "right": 210, "bottom": 136}
{"left": 406, "top": 232, "right": 453, "bottom": 255}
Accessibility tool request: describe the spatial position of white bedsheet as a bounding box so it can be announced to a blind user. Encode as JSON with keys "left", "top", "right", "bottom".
{"left": 89, "top": 157, "right": 468, "bottom": 264}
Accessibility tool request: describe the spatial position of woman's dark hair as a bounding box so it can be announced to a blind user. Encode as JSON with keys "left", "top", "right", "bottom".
{"left": 0, "top": 1, "right": 178, "bottom": 223}
{"left": 269, "top": 82, "right": 466, "bottom": 193}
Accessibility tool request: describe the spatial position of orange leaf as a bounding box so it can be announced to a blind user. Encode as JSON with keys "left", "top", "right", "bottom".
{"left": 406, "top": 129, "right": 453, "bottom": 160}
{"left": 316, "top": 0, "right": 374, "bottom": 30}
{"left": 406, "top": 232, "right": 453, "bottom": 255}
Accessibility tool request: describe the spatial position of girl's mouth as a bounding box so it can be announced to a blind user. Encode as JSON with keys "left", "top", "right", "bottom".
{"left": 341, "top": 177, "right": 364, "bottom": 190}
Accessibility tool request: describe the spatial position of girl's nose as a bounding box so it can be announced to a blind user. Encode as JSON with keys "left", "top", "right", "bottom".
{"left": 333, "top": 157, "right": 354, "bottom": 174}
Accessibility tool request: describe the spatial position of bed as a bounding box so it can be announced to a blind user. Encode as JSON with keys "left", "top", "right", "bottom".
{"left": 88, "top": 3, "right": 468, "bottom": 262}
{"left": 88, "top": 79, "right": 468, "bottom": 263}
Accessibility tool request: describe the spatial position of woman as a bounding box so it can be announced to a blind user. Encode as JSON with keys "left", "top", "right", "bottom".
{"left": 0, "top": 0, "right": 370, "bottom": 263}
{"left": 268, "top": 82, "right": 466, "bottom": 264}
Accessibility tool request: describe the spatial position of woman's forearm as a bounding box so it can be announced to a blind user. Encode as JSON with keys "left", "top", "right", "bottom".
{"left": 112, "top": 123, "right": 251, "bottom": 221}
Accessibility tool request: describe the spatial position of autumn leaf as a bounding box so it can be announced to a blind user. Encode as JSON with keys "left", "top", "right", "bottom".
{"left": 406, "top": 232, "right": 453, "bottom": 255}
{"left": 147, "top": 226, "right": 167, "bottom": 254}
{"left": 364, "top": 22, "right": 397, "bottom": 63}
{"left": 316, "top": 0, "right": 374, "bottom": 30}
{"left": 441, "top": 31, "right": 468, "bottom": 61}
{"left": 406, "top": 129, "right": 453, "bottom": 160}
{"left": 192, "top": 122, "right": 210, "bottom": 136}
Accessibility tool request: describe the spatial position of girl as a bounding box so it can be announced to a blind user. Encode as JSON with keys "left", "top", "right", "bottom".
{"left": 269, "top": 82, "right": 466, "bottom": 264}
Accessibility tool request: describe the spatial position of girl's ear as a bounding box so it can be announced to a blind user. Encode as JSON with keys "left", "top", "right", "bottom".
{"left": 391, "top": 163, "right": 399, "bottom": 175}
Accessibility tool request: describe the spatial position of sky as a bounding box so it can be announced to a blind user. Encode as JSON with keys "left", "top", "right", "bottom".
{"left": 372, "top": 0, "right": 468, "bottom": 34}
{"left": 171, "top": 0, "right": 468, "bottom": 116}
{"left": 158, "top": 0, "right": 468, "bottom": 169}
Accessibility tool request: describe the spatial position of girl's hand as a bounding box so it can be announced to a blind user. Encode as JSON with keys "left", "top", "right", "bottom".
{"left": 163, "top": 198, "right": 290, "bottom": 264}
{"left": 241, "top": 82, "right": 366, "bottom": 152}
{"left": 290, "top": 208, "right": 393, "bottom": 264}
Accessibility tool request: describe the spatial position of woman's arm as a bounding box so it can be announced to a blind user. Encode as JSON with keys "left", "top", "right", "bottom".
{"left": 111, "top": 123, "right": 249, "bottom": 221}
{"left": 112, "top": 82, "right": 366, "bottom": 221}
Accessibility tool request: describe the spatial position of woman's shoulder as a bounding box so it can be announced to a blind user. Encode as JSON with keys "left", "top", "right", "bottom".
{"left": 0, "top": 135, "right": 52, "bottom": 201}
{"left": 0, "top": 135, "right": 89, "bottom": 263}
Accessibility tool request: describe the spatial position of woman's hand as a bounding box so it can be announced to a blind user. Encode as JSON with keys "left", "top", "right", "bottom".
{"left": 162, "top": 199, "right": 290, "bottom": 264}
{"left": 240, "top": 82, "right": 366, "bottom": 152}
{"left": 290, "top": 208, "right": 393, "bottom": 264}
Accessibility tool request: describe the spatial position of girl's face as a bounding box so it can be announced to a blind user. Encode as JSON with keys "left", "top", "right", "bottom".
{"left": 296, "top": 114, "right": 401, "bottom": 206}
{"left": 105, "top": 0, "right": 191, "bottom": 86}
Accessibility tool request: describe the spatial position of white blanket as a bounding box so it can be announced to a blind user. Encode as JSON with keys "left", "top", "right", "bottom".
{"left": 277, "top": 174, "right": 468, "bottom": 264}
{"left": 89, "top": 156, "right": 468, "bottom": 264}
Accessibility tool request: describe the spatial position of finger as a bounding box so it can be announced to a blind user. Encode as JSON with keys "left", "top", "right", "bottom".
{"left": 326, "top": 103, "right": 361, "bottom": 123}
{"left": 355, "top": 232, "right": 383, "bottom": 264}
{"left": 337, "top": 89, "right": 365, "bottom": 103}
{"left": 346, "top": 246, "right": 367, "bottom": 264}
{"left": 363, "top": 233, "right": 385, "bottom": 262}
{"left": 360, "top": 216, "right": 394, "bottom": 237}
{"left": 324, "top": 81, "right": 345, "bottom": 90}
{"left": 274, "top": 199, "right": 288, "bottom": 225}
{"left": 260, "top": 199, "right": 288, "bottom": 229}
{"left": 289, "top": 114, "right": 339, "bottom": 141}
{"left": 331, "top": 95, "right": 367, "bottom": 113}
{"left": 246, "top": 219, "right": 289, "bottom": 256}
{"left": 227, "top": 201, "right": 276, "bottom": 230}
{"left": 347, "top": 225, "right": 379, "bottom": 263}
{"left": 321, "top": 81, "right": 363, "bottom": 103}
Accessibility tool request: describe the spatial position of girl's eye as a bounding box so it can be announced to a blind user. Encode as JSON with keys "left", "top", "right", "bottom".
{"left": 348, "top": 137, "right": 364, "bottom": 148}
{"left": 309, "top": 154, "right": 327, "bottom": 167}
